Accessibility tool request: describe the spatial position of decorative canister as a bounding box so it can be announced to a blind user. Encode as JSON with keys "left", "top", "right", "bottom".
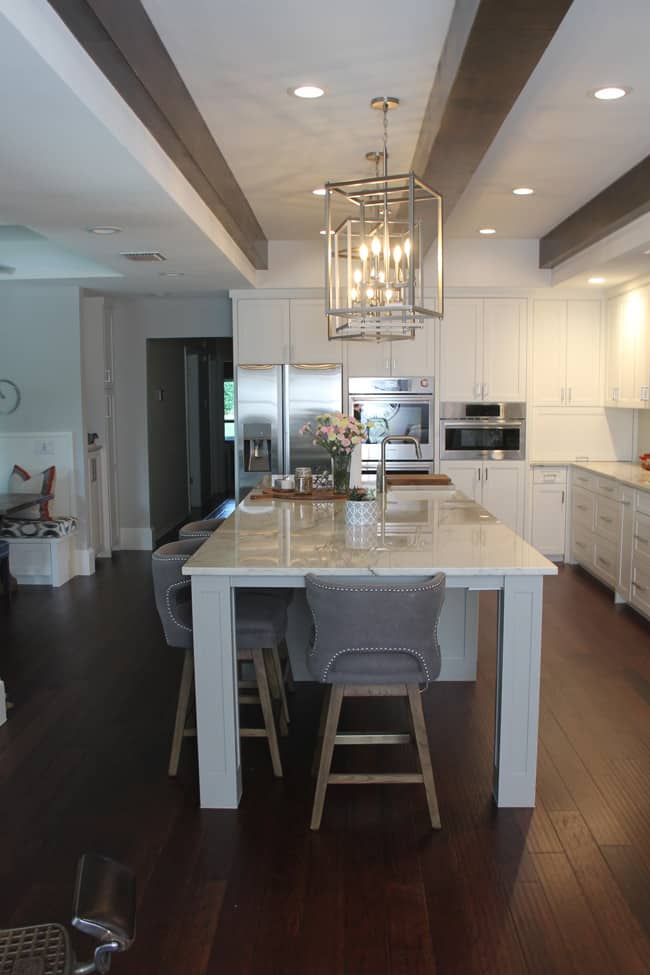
{"left": 294, "top": 466, "right": 313, "bottom": 495}
{"left": 345, "top": 523, "right": 376, "bottom": 550}
{"left": 344, "top": 498, "right": 378, "bottom": 526}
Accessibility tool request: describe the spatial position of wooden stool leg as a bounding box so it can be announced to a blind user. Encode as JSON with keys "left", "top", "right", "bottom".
{"left": 312, "top": 685, "right": 332, "bottom": 776}
{"left": 279, "top": 638, "right": 295, "bottom": 692}
{"left": 252, "top": 648, "right": 283, "bottom": 777}
{"left": 407, "top": 685, "right": 441, "bottom": 829}
{"left": 168, "top": 648, "right": 194, "bottom": 777}
{"left": 270, "top": 645, "right": 290, "bottom": 725}
{"left": 310, "top": 684, "right": 344, "bottom": 830}
{"left": 263, "top": 647, "right": 288, "bottom": 737}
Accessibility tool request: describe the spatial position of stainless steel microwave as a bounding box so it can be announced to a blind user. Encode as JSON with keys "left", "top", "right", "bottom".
{"left": 440, "top": 402, "right": 526, "bottom": 460}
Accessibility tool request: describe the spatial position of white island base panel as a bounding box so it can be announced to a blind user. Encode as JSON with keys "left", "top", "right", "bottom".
{"left": 190, "top": 571, "right": 544, "bottom": 811}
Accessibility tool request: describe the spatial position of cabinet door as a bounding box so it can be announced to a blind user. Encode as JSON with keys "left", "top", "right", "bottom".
{"left": 439, "top": 461, "right": 481, "bottom": 501}
{"left": 236, "top": 299, "right": 290, "bottom": 364}
{"left": 565, "top": 300, "right": 601, "bottom": 406}
{"left": 482, "top": 462, "right": 525, "bottom": 535}
{"left": 345, "top": 339, "right": 390, "bottom": 378}
{"left": 634, "top": 287, "right": 650, "bottom": 406}
{"left": 532, "top": 484, "right": 566, "bottom": 556}
{"left": 532, "top": 300, "right": 566, "bottom": 405}
{"left": 618, "top": 292, "right": 640, "bottom": 407}
{"left": 605, "top": 296, "right": 622, "bottom": 405}
{"left": 390, "top": 326, "right": 433, "bottom": 377}
{"left": 290, "top": 299, "right": 342, "bottom": 364}
{"left": 103, "top": 305, "right": 114, "bottom": 386}
{"left": 482, "top": 298, "right": 527, "bottom": 402}
{"left": 439, "top": 299, "right": 482, "bottom": 401}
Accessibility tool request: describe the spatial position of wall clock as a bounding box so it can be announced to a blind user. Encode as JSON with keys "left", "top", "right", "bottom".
{"left": 0, "top": 379, "right": 21, "bottom": 414}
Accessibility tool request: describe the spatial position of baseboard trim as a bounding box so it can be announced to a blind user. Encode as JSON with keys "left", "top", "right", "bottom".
{"left": 120, "top": 527, "right": 154, "bottom": 551}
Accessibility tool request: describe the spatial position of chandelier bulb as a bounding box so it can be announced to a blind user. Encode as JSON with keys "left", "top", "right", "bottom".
{"left": 353, "top": 268, "right": 362, "bottom": 285}
{"left": 404, "top": 238, "right": 411, "bottom": 257}
{"left": 359, "top": 242, "right": 369, "bottom": 262}
{"left": 371, "top": 236, "right": 381, "bottom": 256}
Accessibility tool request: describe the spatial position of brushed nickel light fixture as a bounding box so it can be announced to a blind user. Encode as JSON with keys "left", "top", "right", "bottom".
{"left": 324, "top": 96, "right": 443, "bottom": 342}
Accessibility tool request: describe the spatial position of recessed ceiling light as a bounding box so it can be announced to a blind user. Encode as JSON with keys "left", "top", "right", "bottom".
{"left": 312, "top": 187, "right": 327, "bottom": 196}
{"left": 512, "top": 187, "right": 534, "bottom": 196}
{"left": 479, "top": 227, "right": 496, "bottom": 235}
{"left": 588, "top": 276, "right": 606, "bottom": 284}
{"left": 87, "top": 226, "right": 122, "bottom": 235}
{"left": 592, "top": 86, "right": 629, "bottom": 100}
{"left": 290, "top": 85, "right": 324, "bottom": 99}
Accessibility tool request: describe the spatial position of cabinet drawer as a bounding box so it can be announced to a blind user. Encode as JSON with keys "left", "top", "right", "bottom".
{"left": 572, "top": 468, "right": 597, "bottom": 491}
{"left": 631, "top": 562, "right": 650, "bottom": 618}
{"left": 636, "top": 489, "right": 650, "bottom": 517}
{"left": 533, "top": 466, "right": 567, "bottom": 485}
{"left": 632, "top": 510, "right": 650, "bottom": 565}
{"left": 572, "top": 486, "right": 595, "bottom": 530}
{"left": 572, "top": 524, "right": 594, "bottom": 566}
{"left": 596, "top": 477, "right": 623, "bottom": 502}
{"left": 595, "top": 495, "right": 622, "bottom": 542}
{"left": 593, "top": 535, "right": 619, "bottom": 588}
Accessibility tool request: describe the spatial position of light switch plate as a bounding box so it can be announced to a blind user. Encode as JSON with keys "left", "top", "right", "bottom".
{"left": 35, "top": 439, "right": 55, "bottom": 455}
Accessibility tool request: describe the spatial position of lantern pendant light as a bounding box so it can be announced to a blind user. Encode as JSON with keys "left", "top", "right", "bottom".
{"left": 324, "top": 96, "right": 443, "bottom": 342}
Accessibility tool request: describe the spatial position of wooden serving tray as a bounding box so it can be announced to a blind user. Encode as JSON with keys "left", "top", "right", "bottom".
{"left": 248, "top": 487, "right": 348, "bottom": 502}
{"left": 386, "top": 474, "right": 451, "bottom": 486}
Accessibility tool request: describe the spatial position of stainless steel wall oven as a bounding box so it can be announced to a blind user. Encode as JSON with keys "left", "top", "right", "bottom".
{"left": 440, "top": 402, "right": 526, "bottom": 460}
{"left": 349, "top": 377, "right": 435, "bottom": 476}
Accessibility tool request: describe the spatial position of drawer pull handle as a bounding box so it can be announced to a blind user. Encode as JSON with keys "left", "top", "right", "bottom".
{"left": 633, "top": 581, "right": 647, "bottom": 593}
{"left": 597, "top": 556, "right": 611, "bottom": 568}
{"left": 576, "top": 504, "right": 588, "bottom": 511}
{"left": 634, "top": 535, "right": 649, "bottom": 544}
{"left": 574, "top": 540, "right": 586, "bottom": 549}
{"left": 599, "top": 516, "right": 614, "bottom": 524}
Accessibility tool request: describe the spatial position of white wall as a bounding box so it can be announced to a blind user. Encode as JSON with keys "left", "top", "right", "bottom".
{"left": 146, "top": 339, "right": 189, "bottom": 541}
{"left": 112, "top": 295, "right": 231, "bottom": 548}
{"left": 255, "top": 237, "right": 552, "bottom": 291}
{"left": 0, "top": 285, "right": 89, "bottom": 547}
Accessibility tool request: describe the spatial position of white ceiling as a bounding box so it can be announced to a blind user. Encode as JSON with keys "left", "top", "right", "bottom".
{"left": 2, "top": 0, "right": 650, "bottom": 295}
{"left": 445, "top": 0, "right": 650, "bottom": 241}
{"left": 0, "top": 2, "right": 254, "bottom": 295}
{"left": 141, "top": 0, "right": 456, "bottom": 239}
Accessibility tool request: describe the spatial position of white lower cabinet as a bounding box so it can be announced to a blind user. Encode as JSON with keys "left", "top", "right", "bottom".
{"left": 531, "top": 467, "right": 567, "bottom": 558}
{"left": 440, "top": 461, "right": 525, "bottom": 535}
{"left": 569, "top": 468, "right": 629, "bottom": 601}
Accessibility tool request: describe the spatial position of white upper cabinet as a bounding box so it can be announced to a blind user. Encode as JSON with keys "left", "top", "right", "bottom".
{"left": 565, "top": 301, "right": 602, "bottom": 406}
{"left": 236, "top": 299, "right": 290, "bottom": 364}
{"left": 532, "top": 299, "right": 601, "bottom": 407}
{"left": 439, "top": 299, "right": 482, "bottom": 400}
{"left": 345, "top": 323, "right": 434, "bottom": 378}
{"left": 532, "top": 301, "right": 566, "bottom": 405}
{"left": 605, "top": 288, "right": 650, "bottom": 408}
{"left": 482, "top": 299, "right": 527, "bottom": 402}
{"left": 289, "top": 299, "right": 342, "bottom": 364}
{"left": 440, "top": 298, "right": 526, "bottom": 402}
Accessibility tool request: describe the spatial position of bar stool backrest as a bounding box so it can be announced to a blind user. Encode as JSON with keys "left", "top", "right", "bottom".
{"left": 151, "top": 538, "right": 203, "bottom": 650}
{"left": 305, "top": 573, "right": 446, "bottom": 685}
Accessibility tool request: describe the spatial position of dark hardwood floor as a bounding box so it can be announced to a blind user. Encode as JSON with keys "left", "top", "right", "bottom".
{"left": 1, "top": 558, "right": 649, "bottom": 974}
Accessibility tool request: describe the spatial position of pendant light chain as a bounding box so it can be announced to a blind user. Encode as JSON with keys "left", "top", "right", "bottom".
{"left": 383, "top": 99, "right": 389, "bottom": 178}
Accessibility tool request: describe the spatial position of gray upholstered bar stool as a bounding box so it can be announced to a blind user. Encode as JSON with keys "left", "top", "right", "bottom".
{"left": 305, "top": 573, "right": 446, "bottom": 830}
{"left": 152, "top": 538, "right": 288, "bottom": 777}
{"left": 178, "top": 518, "right": 224, "bottom": 539}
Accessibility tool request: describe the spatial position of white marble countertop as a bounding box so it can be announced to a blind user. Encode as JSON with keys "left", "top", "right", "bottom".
{"left": 184, "top": 485, "right": 557, "bottom": 578}
{"left": 570, "top": 460, "right": 650, "bottom": 492}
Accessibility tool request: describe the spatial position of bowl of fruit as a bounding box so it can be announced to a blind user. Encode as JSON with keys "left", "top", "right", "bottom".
{"left": 639, "top": 454, "right": 650, "bottom": 471}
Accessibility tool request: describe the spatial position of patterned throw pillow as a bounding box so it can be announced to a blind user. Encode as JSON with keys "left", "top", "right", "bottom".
{"left": 8, "top": 464, "right": 56, "bottom": 519}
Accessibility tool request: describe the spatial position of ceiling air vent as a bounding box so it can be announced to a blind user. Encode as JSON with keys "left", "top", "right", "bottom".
{"left": 120, "top": 251, "right": 167, "bottom": 262}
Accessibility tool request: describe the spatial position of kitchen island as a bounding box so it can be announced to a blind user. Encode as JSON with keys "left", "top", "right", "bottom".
{"left": 184, "top": 485, "right": 557, "bottom": 810}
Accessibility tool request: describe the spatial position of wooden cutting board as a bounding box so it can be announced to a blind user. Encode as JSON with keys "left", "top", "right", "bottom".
{"left": 248, "top": 488, "right": 348, "bottom": 502}
{"left": 385, "top": 474, "right": 451, "bottom": 486}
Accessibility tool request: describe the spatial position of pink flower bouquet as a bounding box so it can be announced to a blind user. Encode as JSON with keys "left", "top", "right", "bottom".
{"left": 299, "top": 412, "right": 367, "bottom": 457}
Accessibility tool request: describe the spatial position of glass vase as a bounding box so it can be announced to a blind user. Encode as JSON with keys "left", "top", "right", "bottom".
{"left": 331, "top": 452, "right": 352, "bottom": 495}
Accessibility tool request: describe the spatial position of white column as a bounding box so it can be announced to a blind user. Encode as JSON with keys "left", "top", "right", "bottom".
{"left": 493, "top": 575, "right": 544, "bottom": 807}
{"left": 191, "top": 574, "right": 242, "bottom": 808}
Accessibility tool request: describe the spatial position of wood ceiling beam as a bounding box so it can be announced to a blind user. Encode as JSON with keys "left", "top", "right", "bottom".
{"left": 539, "top": 155, "right": 650, "bottom": 268}
{"left": 413, "top": 0, "right": 574, "bottom": 250}
{"left": 46, "top": 0, "right": 268, "bottom": 269}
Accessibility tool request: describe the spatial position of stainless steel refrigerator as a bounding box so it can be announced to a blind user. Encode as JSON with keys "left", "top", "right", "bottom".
{"left": 236, "top": 364, "right": 342, "bottom": 498}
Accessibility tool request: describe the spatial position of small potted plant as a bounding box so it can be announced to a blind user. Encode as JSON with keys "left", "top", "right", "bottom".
{"left": 344, "top": 487, "right": 377, "bottom": 526}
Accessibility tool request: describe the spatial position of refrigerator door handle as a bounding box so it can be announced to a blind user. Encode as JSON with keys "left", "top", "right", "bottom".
{"left": 282, "top": 364, "right": 291, "bottom": 475}
{"left": 291, "top": 363, "right": 339, "bottom": 370}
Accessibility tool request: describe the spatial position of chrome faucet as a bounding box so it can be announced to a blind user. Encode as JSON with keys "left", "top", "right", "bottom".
{"left": 375, "top": 435, "right": 422, "bottom": 494}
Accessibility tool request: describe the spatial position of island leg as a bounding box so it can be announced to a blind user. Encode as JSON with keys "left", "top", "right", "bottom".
{"left": 493, "top": 575, "right": 544, "bottom": 807}
{"left": 190, "top": 574, "right": 242, "bottom": 808}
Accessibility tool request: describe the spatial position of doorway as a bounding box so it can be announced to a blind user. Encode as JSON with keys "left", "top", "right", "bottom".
{"left": 146, "top": 337, "right": 234, "bottom": 543}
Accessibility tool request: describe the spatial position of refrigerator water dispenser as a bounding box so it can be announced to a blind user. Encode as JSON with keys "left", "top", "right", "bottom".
{"left": 243, "top": 422, "right": 272, "bottom": 472}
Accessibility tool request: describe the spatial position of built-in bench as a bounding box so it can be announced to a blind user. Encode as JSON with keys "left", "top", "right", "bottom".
{"left": 0, "top": 432, "right": 80, "bottom": 587}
